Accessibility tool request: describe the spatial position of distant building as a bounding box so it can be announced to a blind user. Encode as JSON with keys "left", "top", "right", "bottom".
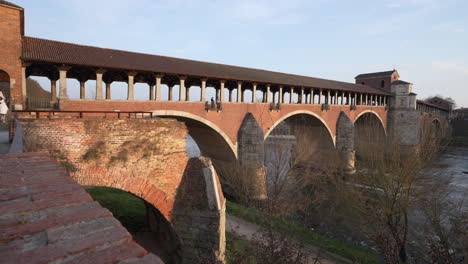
{"left": 355, "top": 70, "right": 400, "bottom": 92}
{"left": 453, "top": 108, "right": 468, "bottom": 137}
{"left": 425, "top": 96, "right": 454, "bottom": 112}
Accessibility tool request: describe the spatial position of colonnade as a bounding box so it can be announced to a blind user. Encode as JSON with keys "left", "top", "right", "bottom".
{"left": 22, "top": 65, "right": 389, "bottom": 107}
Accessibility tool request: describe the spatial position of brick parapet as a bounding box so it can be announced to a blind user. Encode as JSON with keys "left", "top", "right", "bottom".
{"left": 0, "top": 152, "right": 163, "bottom": 264}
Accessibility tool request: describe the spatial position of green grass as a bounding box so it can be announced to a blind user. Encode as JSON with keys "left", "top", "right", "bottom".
{"left": 86, "top": 186, "right": 146, "bottom": 232}
{"left": 227, "top": 201, "right": 382, "bottom": 264}
{"left": 226, "top": 232, "right": 257, "bottom": 264}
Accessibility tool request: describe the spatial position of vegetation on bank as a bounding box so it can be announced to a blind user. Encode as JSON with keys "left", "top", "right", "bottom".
{"left": 450, "top": 136, "right": 468, "bottom": 146}
{"left": 227, "top": 200, "right": 382, "bottom": 264}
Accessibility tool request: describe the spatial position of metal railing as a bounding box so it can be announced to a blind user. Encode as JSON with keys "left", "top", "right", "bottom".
{"left": 13, "top": 110, "right": 154, "bottom": 119}
{"left": 26, "top": 97, "right": 58, "bottom": 110}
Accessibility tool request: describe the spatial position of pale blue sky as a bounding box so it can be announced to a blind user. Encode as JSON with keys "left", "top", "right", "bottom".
{"left": 16, "top": 0, "right": 468, "bottom": 107}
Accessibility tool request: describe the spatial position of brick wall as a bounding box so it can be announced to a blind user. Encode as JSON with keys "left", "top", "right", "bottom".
{"left": 0, "top": 5, "right": 23, "bottom": 107}
{"left": 59, "top": 99, "right": 389, "bottom": 148}
{"left": 21, "top": 118, "right": 188, "bottom": 220}
{"left": 20, "top": 118, "right": 226, "bottom": 263}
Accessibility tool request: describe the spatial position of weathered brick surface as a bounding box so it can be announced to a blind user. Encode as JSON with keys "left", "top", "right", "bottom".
{"left": 59, "top": 99, "right": 388, "bottom": 148}
{"left": 0, "top": 152, "right": 163, "bottom": 264}
{"left": 21, "top": 118, "right": 188, "bottom": 221}
{"left": 19, "top": 119, "right": 226, "bottom": 263}
{"left": 0, "top": 5, "right": 24, "bottom": 106}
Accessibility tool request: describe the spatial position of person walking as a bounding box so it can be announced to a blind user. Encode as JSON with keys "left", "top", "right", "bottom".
{"left": 0, "top": 91, "right": 8, "bottom": 123}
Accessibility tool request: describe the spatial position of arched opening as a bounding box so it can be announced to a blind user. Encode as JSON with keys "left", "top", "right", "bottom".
{"left": 354, "top": 112, "right": 386, "bottom": 160}
{"left": 86, "top": 186, "right": 182, "bottom": 264}
{"left": 0, "top": 70, "right": 11, "bottom": 107}
{"left": 431, "top": 119, "right": 442, "bottom": 139}
{"left": 151, "top": 110, "right": 237, "bottom": 164}
{"left": 264, "top": 113, "right": 335, "bottom": 187}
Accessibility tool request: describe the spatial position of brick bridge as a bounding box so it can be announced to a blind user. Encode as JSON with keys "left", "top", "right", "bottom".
{"left": 0, "top": 1, "right": 452, "bottom": 263}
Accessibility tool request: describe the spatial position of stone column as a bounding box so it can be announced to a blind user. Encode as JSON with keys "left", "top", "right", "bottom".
{"left": 279, "top": 85, "right": 283, "bottom": 104}
{"left": 80, "top": 81, "right": 86, "bottom": 99}
{"left": 106, "top": 82, "right": 112, "bottom": 100}
{"left": 266, "top": 84, "right": 271, "bottom": 103}
{"left": 300, "top": 87, "right": 304, "bottom": 104}
{"left": 319, "top": 89, "right": 322, "bottom": 104}
{"left": 186, "top": 86, "right": 190, "bottom": 101}
{"left": 327, "top": 90, "right": 330, "bottom": 104}
{"left": 21, "top": 66, "right": 27, "bottom": 101}
{"left": 155, "top": 74, "right": 163, "bottom": 101}
{"left": 168, "top": 85, "right": 173, "bottom": 101}
{"left": 127, "top": 72, "right": 136, "bottom": 100}
{"left": 237, "top": 81, "right": 242, "bottom": 102}
{"left": 59, "top": 67, "right": 69, "bottom": 99}
{"left": 179, "top": 76, "right": 186, "bottom": 101}
{"left": 347, "top": 93, "right": 351, "bottom": 105}
{"left": 229, "top": 89, "right": 233, "bottom": 102}
{"left": 149, "top": 84, "right": 154, "bottom": 100}
{"left": 220, "top": 80, "right": 225, "bottom": 103}
{"left": 252, "top": 83, "right": 257, "bottom": 103}
{"left": 50, "top": 79, "right": 57, "bottom": 102}
{"left": 95, "top": 70, "right": 105, "bottom": 100}
{"left": 365, "top": 94, "right": 368, "bottom": 105}
{"left": 359, "top": 93, "right": 362, "bottom": 105}
{"left": 289, "top": 87, "right": 294, "bottom": 104}
{"left": 201, "top": 78, "right": 207, "bottom": 102}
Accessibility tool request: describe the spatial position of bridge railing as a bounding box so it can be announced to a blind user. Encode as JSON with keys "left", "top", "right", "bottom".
{"left": 26, "top": 96, "right": 58, "bottom": 110}
{"left": 13, "top": 110, "right": 154, "bottom": 119}
{"left": 205, "top": 101, "right": 222, "bottom": 112}
{"left": 269, "top": 102, "right": 281, "bottom": 111}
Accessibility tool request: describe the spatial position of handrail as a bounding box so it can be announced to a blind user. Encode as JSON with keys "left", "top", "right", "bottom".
{"left": 13, "top": 110, "right": 154, "bottom": 119}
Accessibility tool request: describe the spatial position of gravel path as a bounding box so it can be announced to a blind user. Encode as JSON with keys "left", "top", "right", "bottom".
{"left": 226, "top": 214, "right": 351, "bottom": 264}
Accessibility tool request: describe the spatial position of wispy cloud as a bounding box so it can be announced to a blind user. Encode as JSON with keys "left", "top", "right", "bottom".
{"left": 432, "top": 61, "right": 468, "bottom": 76}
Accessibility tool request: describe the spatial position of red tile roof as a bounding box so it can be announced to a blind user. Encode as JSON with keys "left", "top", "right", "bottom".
{"left": 0, "top": 152, "right": 164, "bottom": 264}
{"left": 0, "top": 0, "right": 22, "bottom": 9}
{"left": 22, "top": 36, "right": 390, "bottom": 95}
{"left": 355, "top": 70, "right": 397, "bottom": 79}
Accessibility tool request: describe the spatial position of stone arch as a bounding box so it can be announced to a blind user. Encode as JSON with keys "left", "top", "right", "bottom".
{"left": 264, "top": 110, "right": 336, "bottom": 146}
{"left": 150, "top": 110, "right": 237, "bottom": 161}
{"left": 353, "top": 110, "right": 387, "bottom": 135}
{"left": 84, "top": 184, "right": 182, "bottom": 264}
{"left": 354, "top": 112, "right": 386, "bottom": 158}
{"left": 431, "top": 118, "right": 442, "bottom": 138}
{"left": 0, "top": 69, "right": 11, "bottom": 103}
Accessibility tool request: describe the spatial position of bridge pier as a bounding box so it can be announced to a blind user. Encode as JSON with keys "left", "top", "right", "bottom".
{"left": 19, "top": 118, "right": 226, "bottom": 264}
{"left": 336, "top": 112, "right": 356, "bottom": 174}
{"left": 237, "top": 113, "right": 268, "bottom": 200}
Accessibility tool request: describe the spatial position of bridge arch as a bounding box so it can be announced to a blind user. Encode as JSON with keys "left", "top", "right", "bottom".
{"left": 85, "top": 185, "right": 182, "bottom": 263}
{"left": 353, "top": 110, "right": 387, "bottom": 135}
{"left": 264, "top": 110, "right": 336, "bottom": 146}
{"left": 151, "top": 110, "right": 237, "bottom": 161}
{"left": 354, "top": 111, "right": 386, "bottom": 159}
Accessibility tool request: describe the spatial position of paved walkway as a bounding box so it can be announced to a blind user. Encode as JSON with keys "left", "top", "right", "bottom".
{"left": 226, "top": 215, "right": 352, "bottom": 264}
{"left": 0, "top": 152, "right": 163, "bottom": 264}
{"left": 0, "top": 128, "right": 10, "bottom": 154}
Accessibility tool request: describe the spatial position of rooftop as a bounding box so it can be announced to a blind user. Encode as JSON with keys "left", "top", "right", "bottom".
{"left": 0, "top": 0, "right": 22, "bottom": 9}
{"left": 355, "top": 70, "right": 397, "bottom": 79}
{"left": 22, "top": 36, "right": 391, "bottom": 95}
